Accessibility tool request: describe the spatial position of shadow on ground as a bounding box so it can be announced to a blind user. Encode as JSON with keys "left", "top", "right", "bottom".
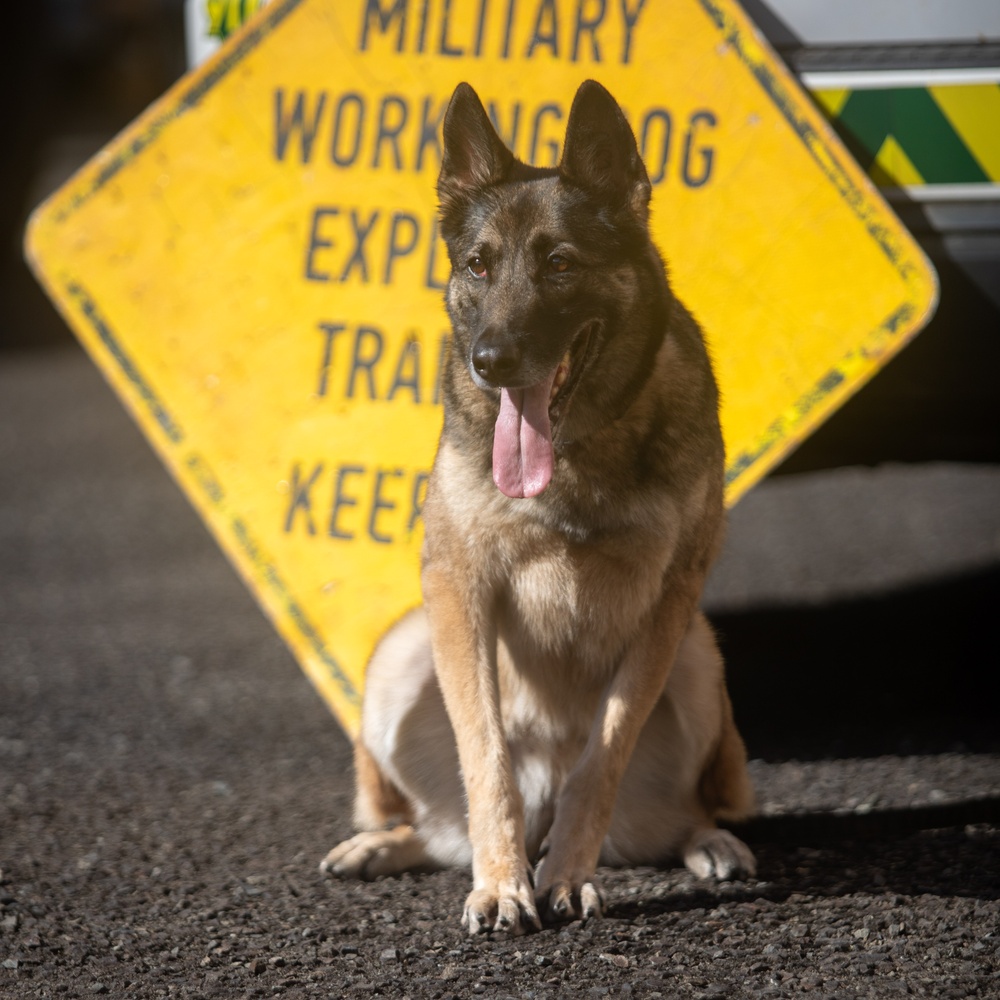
{"left": 713, "top": 565, "right": 1000, "bottom": 762}
{"left": 607, "top": 822, "right": 1000, "bottom": 924}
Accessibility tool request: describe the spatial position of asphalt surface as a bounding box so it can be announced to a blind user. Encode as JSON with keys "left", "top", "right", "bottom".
{"left": 1, "top": 347, "right": 999, "bottom": 998}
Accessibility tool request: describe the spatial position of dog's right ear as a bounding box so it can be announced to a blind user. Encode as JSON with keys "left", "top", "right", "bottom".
{"left": 439, "top": 83, "right": 514, "bottom": 208}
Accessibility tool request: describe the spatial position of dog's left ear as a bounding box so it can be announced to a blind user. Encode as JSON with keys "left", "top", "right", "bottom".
{"left": 560, "top": 80, "right": 651, "bottom": 221}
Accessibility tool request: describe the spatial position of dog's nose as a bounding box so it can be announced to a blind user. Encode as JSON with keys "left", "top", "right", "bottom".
{"left": 472, "top": 333, "right": 521, "bottom": 384}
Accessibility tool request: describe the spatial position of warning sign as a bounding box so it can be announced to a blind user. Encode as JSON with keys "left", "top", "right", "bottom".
{"left": 26, "top": 0, "right": 937, "bottom": 734}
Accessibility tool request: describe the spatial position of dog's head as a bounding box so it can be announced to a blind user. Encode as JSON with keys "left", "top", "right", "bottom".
{"left": 437, "top": 80, "right": 664, "bottom": 498}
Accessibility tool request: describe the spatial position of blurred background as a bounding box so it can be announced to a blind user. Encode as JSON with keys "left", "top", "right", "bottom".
{"left": 1, "top": 0, "right": 998, "bottom": 762}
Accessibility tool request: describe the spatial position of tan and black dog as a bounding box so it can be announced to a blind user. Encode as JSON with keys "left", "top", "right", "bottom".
{"left": 321, "top": 79, "right": 755, "bottom": 935}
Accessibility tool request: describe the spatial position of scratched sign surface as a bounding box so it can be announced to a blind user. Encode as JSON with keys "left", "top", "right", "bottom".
{"left": 26, "top": 0, "right": 937, "bottom": 733}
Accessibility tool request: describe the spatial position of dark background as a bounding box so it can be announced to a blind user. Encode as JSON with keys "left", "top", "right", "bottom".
{"left": 2, "top": 0, "right": 998, "bottom": 764}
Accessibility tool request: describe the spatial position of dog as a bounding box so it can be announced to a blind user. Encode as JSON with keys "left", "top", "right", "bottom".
{"left": 321, "top": 79, "right": 756, "bottom": 935}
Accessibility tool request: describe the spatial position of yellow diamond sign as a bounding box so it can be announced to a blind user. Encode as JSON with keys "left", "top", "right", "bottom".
{"left": 26, "top": 0, "right": 937, "bottom": 734}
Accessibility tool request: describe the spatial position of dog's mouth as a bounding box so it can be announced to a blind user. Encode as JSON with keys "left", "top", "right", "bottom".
{"left": 492, "top": 324, "right": 593, "bottom": 499}
{"left": 547, "top": 350, "right": 572, "bottom": 417}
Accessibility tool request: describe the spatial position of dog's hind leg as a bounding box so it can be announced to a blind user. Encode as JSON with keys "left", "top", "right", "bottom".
{"left": 319, "top": 741, "right": 430, "bottom": 878}
{"left": 696, "top": 682, "right": 755, "bottom": 825}
{"left": 321, "top": 609, "right": 471, "bottom": 879}
{"left": 352, "top": 738, "right": 413, "bottom": 831}
{"left": 320, "top": 824, "right": 434, "bottom": 879}
{"left": 601, "top": 612, "right": 756, "bottom": 880}
{"left": 683, "top": 674, "right": 756, "bottom": 879}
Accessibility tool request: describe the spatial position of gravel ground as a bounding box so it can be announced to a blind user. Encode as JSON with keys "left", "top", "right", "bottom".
{"left": 2, "top": 349, "right": 998, "bottom": 998}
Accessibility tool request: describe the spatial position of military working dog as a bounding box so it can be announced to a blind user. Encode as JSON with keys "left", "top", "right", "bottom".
{"left": 321, "top": 79, "right": 756, "bottom": 935}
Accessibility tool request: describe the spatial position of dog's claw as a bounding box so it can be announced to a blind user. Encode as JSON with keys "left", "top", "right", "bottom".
{"left": 463, "top": 886, "right": 539, "bottom": 936}
{"left": 539, "top": 879, "right": 604, "bottom": 925}
{"left": 580, "top": 882, "right": 604, "bottom": 920}
{"left": 683, "top": 829, "right": 757, "bottom": 882}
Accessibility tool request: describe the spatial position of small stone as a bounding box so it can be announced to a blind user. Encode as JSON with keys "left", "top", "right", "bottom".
{"left": 600, "top": 953, "right": 629, "bottom": 968}
{"left": 701, "top": 985, "right": 729, "bottom": 998}
{"left": 380, "top": 947, "right": 400, "bottom": 962}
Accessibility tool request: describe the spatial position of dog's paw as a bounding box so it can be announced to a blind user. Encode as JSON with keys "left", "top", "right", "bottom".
{"left": 319, "top": 827, "right": 424, "bottom": 880}
{"left": 683, "top": 828, "right": 757, "bottom": 881}
{"left": 462, "top": 878, "right": 541, "bottom": 936}
{"left": 536, "top": 879, "right": 604, "bottom": 924}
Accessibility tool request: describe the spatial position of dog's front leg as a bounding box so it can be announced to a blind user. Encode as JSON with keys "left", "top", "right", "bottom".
{"left": 535, "top": 593, "right": 697, "bottom": 922}
{"left": 422, "top": 565, "right": 540, "bottom": 936}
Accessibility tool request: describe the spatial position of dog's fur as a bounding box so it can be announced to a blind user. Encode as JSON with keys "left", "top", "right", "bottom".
{"left": 321, "top": 80, "right": 755, "bottom": 934}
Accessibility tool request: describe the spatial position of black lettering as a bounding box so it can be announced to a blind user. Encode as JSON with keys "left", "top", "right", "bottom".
{"left": 387, "top": 337, "right": 421, "bottom": 402}
{"left": 372, "top": 95, "right": 409, "bottom": 169}
{"left": 487, "top": 101, "right": 522, "bottom": 151}
{"left": 416, "top": 0, "right": 431, "bottom": 52}
{"left": 424, "top": 217, "right": 449, "bottom": 291}
{"left": 640, "top": 109, "right": 672, "bottom": 184}
{"left": 304, "top": 207, "right": 339, "bottom": 282}
{"left": 329, "top": 465, "right": 364, "bottom": 540}
{"left": 530, "top": 104, "right": 562, "bottom": 165}
{"left": 501, "top": 0, "right": 518, "bottom": 57}
{"left": 438, "top": 0, "right": 464, "bottom": 55}
{"left": 368, "top": 468, "right": 404, "bottom": 544}
{"left": 408, "top": 471, "right": 430, "bottom": 533}
{"left": 283, "top": 462, "right": 324, "bottom": 534}
{"left": 572, "top": 0, "right": 605, "bottom": 62}
{"left": 619, "top": 0, "right": 646, "bottom": 63}
{"left": 527, "top": 0, "right": 559, "bottom": 57}
{"left": 340, "top": 209, "right": 380, "bottom": 283}
{"left": 414, "top": 96, "right": 446, "bottom": 171}
{"left": 473, "top": 0, "right": 490, "bottom": 55}
{"left": 316, "top": 322, "right": 348, "bottom": 396}
{"left": 682, "top": 110, "right": 716, "bottom": 188}
{"left": 274, "top": 88, "right": 326, "bottom": 163}
{"left": 331, "top": 92, "right": 365, "bottom": 167}
{"left": 359, "top": 0, "right": 407, "bottom": 51}
{"left": 383, "top": 212, "right": 420, "bottom": 283}
{"left": 348, "top": 327, "right": 384, "bottom": 399}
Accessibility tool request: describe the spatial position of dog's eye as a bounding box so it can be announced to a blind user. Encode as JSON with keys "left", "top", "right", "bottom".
{"left": 467, "top": 256, "right": 488, "bottom": 279}
{"left": 548, "top": 254, "right": 572, "bottom": 274}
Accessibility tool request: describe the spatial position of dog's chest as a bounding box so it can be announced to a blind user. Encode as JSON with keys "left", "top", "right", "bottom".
{"left": 500, "top": 529, "right": 665, "bottom": 669}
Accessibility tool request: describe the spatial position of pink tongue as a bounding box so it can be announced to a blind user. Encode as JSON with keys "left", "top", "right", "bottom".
{"left": 493, "top": 379, "right": 555, "bottom": 498}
